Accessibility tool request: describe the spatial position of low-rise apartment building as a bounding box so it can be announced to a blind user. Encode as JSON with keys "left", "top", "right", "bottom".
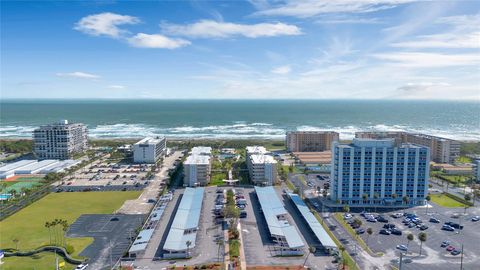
{"left": 355, "top": 131, "right": 459, "bottom": 163}
{"left": 330, "top": 139, "right": 430, "bottom": 207}
{"left": 286, "top": 131, "right": 339, "bottom": 152}
{"left": 133, "top": 137, "right": 166, "bottom": 163}
{"left": 183, "top": 146, "right": 212, "bottom": 187}
{"left": 33, "top": 120, "right": 88, "bottom": 160}
{"left": 246, "top": 146, "right": 277, "bottom": 185}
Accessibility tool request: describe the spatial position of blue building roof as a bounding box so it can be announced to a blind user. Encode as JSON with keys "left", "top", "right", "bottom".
{"left": 288, "top": 193, "right": 337, "bottom": 249}
{"left": 255, "top": 186, "right": 304, "bottom": 249}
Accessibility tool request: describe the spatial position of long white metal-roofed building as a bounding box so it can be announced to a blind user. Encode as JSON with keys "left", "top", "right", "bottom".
{"left": 163, "top": 187, "right": 204, "bottom": 258}
{"left": 0, "top": 160, "right": 38, "bottom": 179}
{"left": 255, "top": 186, "right": 304, "bottom": 255}
{"left": 14, "top": 160, "right": 59, "bottom": 175}
{"left": 288, "top": 193, "right": 337, "bottom": 252}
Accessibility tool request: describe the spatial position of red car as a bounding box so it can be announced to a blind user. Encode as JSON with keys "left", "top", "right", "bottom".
{"left": 446, "top": 245, "right": 455, "bottom": 252}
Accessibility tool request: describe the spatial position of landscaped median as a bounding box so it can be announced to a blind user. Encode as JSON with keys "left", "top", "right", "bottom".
{"left": 0, "top": 191, "right": 142, "bottom": 270}
{"left": 311, "top": 211, "right": 359, "bottom": 270}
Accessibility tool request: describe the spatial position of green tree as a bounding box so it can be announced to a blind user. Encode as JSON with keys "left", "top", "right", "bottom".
{"left": 464, "top": 193, "right": 471, "bottom": 214}
{"left": 339, "top": 245, "right": 346, "bottom": 270}
{"left": 373, "top": 193, "right": 380, "bottom": 213}
{"left": 45, "top": 221, "right": 52, "bottom": 245}
{"left": 343, "top": 205, "right": 350, "bottom": 213}
{"left": 362, "top": 193, "right": 369, "bottom": 211}
{"left": 418, "top": 232, "right": 427, "bottom": 256}
{"left": 407, "top": 233, "right": 414, "bottom": 251}
{"left": 366, "top": 227, "right": 373, "bottom": 245}
{"left": 425, "top": 195, "right": 431, "bottom": 214}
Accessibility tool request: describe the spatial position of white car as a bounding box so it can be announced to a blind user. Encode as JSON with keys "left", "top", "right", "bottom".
{"left": 472, "top": 216, "right": 480, "bottom": 222}
{"left": 396, "top": 245, "right": 408, "bottom": 252}
{"left": 75, "top": 264, "right": 88, "bottom": 270}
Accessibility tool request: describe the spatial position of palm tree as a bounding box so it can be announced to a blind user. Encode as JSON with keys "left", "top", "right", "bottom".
{"left": 463, "top": 194, "right": 472, "bottom": 214}
{"left": 366, "top": 227, "right": 373, "bottom": 245}
{"left": 12, "top": 238, "right": 19, "bottom": 250}
{"left": 418, "top": 232, "right": 427, "bottom": 256}
{"left": 343, "top": 205, "right": 350, "bottom": 213}
{"left": 373, "top": 193, "right": 380, "bottom": 213}
{"left": 338, "top": 245, "right": 346, "bottom": 270}
{"left": 406, "top": 233, "right": 414, "bottom": 251}
{"left": 62, "top": 220, "right": 69, "bottom": 248}
{"left": 215, "top": 239, "right": 224, "bottom": 263}
{"left": 186, "top": 240, "right": 192, "bottom": 257}
{"left": 303, "top": 246, "right": 316, "bottom": 267}
{"left": 45, "top": 221, "right": 52, "bottom": 245}
{"left": 362, "top": 193, "right": 369, "bottom": 211}
{"left": 391, "top": 193, "right": 398, "bottom": 205}
{"left": 402, "top": 196, "right": 409, "bottom": 213}
{"left": 425, "top": 195, "right": 431, "bottom": 214}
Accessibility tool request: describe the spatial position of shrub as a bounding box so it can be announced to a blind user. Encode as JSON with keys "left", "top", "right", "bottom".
{"left": 65, "top": 244, "right": 74, "bottom": 254}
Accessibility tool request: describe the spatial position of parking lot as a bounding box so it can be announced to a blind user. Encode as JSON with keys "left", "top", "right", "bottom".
{"left": 339, "top": 203, "right": 480, "bottom": 270}
{"left": 67, "top": 214, "right": 145, "bottom": 270}
{"left": 63, "top": 156, "right": 155, "bottom": 187}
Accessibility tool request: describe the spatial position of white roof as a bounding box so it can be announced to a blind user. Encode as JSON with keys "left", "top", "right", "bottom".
{"left": 255, "top": 186, "right": 304, "bottom": 249}
{"left": 135, "top": 137, "right": 164, "bottom": 145}
{"left": 246, "top": 146, "right": 267, "bottom": 155}
{"left": 190, "top": 146, "right": 212, "bottom": 155}
{"left": 184, "top": 155, "right": 210, "bottom": 165}
{"left": 15, "top": 160, "right": 59, "bottom": 174}
{"left": 164, "top": 187, "right": 204, "bottom": 252}
{"left": 250, "top": 154, "right": 277, "bottom": 164}
{"left": 39, "top": 160, "right": 80, "bottom": 174}
{"left": 0, "top": 160, "right": 37, "bottom": 173}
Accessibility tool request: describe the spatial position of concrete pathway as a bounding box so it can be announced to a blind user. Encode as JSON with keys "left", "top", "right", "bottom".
{"left": 237, "top": 222, "right": 247, "bottom": 270}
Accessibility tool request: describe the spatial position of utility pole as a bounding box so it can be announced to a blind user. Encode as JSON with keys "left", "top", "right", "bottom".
{"left": 460, "top": 244, "right": 464, "bottom": 270}
{"left": 399, "top": 252, "right": 403, "bottom": 270}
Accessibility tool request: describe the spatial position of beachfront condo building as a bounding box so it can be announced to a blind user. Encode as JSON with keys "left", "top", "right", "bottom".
{"left": 286, "top": 131, "right": 339, "bottom": 152}
{"left": 355, "top": 131, "right": 459, "bottom": 164}
{"left": 246, "top": 146, "right": 277, "bottom": 185}
{"left": 33, "top": 120, "right": 88, "bottom": 160}
{"left": 474, "top": 160, "right": 480, "bottom": 183}
{"left": 133, "top": 137, "right": 166, "bottom": 163}
{"left": 330, "top": 138, "right": 430, "bottom": 207}
{"left": 184, "top": 154, "right": 211, "bottom": 187}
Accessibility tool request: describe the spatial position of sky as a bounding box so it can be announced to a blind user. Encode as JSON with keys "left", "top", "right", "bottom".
{"left": 1, "top": 0, "right": 479, "bottom": 100}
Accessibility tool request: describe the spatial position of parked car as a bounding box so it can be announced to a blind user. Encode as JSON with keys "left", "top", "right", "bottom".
{"left": 420, "top": 225, "right": 429, "bottom": 230}
{"left": 383, "top": 224, "right": 395, "bottom": 229}
{"left": 429, "top": 218, "right": 440, "bottom": 223}
{"left": 451, "top": 250, "right": 461, "bottom": 256}
{"left": 356, "top": 228, "right": 365, "bottom": 234}
{"left": 377, "top": 216, "right": 389, "bottom": 223}
{"left": 240, "top": 211, "right": 247, "bottom": 218}
{"left": 441, "top": 241, "right": 450, "bottom": 247}
{"left": 75, "top": 264, "right": 88, "bottom": 270}
{"left": 379, "top": 229, "right": 391, "bottom": 235}
{"left": 471, "top": 216, "right": 479, "bottom": 222}
{"left": 446, "top": 245, "right": 455, "bottom": 252}
{"left": 390, "top": 228, "right": 402, "bottom": 235}
{"left": 445, "top": 221, "right": 463, "bottom": 229}
{"left": 396, "top": 244, "right": 408, "bottom": 251}
{"left": 391, "top": 213, "right": 403, "bottom": 218}
{"left": 442, "top": 225, "right": 455, "bottom": 231}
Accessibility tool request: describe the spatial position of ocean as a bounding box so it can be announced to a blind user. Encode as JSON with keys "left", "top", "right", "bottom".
{"left": 1, "top": 99, "right": 479, "bottom": 141}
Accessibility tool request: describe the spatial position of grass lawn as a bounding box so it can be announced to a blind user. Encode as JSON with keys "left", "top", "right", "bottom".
{"left": 0, "top": 191, "right": 141, "bottom": 269}
{"left": 431, "top": 171, "right": 470, "bottom": 185}
{"left": 210, "top": 172, "right": 227, "bottom": 186}
{"left": 430, "top": 194, "right": 466, "bottom": 208}
{"left": 229, "top": 239, "right": 240, "bottom": 258}
{"left": 456, "top": 156, "right": 472, "bottom": 163}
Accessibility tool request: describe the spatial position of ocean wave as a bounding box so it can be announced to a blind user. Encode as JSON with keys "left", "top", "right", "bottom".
{"left": 0, "top": 123, "right": 479, "bottom": 141}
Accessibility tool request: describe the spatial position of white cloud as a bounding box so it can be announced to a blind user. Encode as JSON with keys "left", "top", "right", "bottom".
{"left": 74, "top": 12, "right": 140, "bottom": 38}
{"left": 372, "top": 52, "right": 480, "bottom": 67}
{"left": 108, "top": 85, "right": 126, "bottom": 89}
{"left": 391, "top": 13, "right": 480, "bottom": 48}
{"left": 253, "top": 0, "right": 416, "bottom": 18}
{"left": 271, "top": 65, "right": 291, "bottom": 74}
{"left": 128, "top": 33, "right": 191, "bottom": 49}
{"left": 56, "top": 72, "right": 100, "bottom": 79}
{"left": 160, "top": 20, "right": 302, "bottom": 38}
{"left": 316, "top": 17, "right": 381, "bottom": 24}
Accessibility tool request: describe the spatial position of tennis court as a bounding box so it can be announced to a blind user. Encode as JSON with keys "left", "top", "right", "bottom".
{"left": 4, "top": 175, "right": 44, "bottom": 182}
{"left": 1, "top": 181, "right": 41, "bottom": 193}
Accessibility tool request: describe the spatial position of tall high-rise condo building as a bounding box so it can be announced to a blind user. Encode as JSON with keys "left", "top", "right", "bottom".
{"left": 133, "top": 137, "right": 166, "bottom": 163}
{"left": 33, "top": 120, "right": 88, "bottom": 160}
{"left": 355, "top": 131, "right": 459, "bottom": 164}
{"left": 286, "top": 131, "right": 339, "bottom": 152}
{"left": 330, "top": 139, "right": 430, "bottom": 207}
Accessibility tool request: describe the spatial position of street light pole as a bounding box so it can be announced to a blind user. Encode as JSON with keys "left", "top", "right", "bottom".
{"left": 460, "top": 244, "right": 464, "bottom": 270}
{"left": 399, "top": 252, "right": 403, "bottom": 270}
